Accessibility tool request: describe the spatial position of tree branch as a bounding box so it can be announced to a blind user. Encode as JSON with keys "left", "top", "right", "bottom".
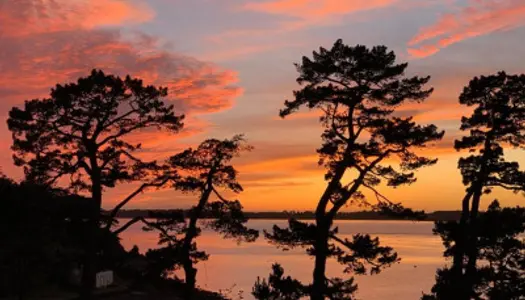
{"left": 490, "top": 182, "right": 523, "bottom": 191}
{"left": 330, "top": 103, "right": 350, "bottom": 142}
{"left": 106, "top": 177, "right": 172, "bottom": 230}
{"left": 323, "top": 76, "right": 351, "bottom": 90}
{"left": 361, "top": 183, "right": 394, "bottom": 205}
{"left": 112, "top": 216, "right": 144, "bottom": 235}
{"left": 212, "top": 186, "right": 234, "bottom": 203}
{"left": 327, "top": 150, "right": 392, "bottom": 219}
{"left": 52, "top": 123, "right": 83, "bottom": 141}
{"left": 329, "top": 234, "right": 383, "bottom": 269}
{"left": 93, "top": 103, "right": 138, "bottom": 139}
{"left": 97, "top": 122, "right": 147, "bottom": 147}
{"left": 112, "top": 216, "right": 181, "bottom": 243}
{"left": 100, "top": 149, "right": 143, "bottom": 170}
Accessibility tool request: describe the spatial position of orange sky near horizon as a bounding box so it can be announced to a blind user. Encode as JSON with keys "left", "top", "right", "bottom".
{"left": 1, "top": 0, "right": 525, "bottom": 212}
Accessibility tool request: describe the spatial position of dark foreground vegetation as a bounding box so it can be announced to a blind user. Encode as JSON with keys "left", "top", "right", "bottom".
{"left": 0, "top": 167, "right": 229, "bottom": 300}
{"left": 1, "top": 39, "right": 524, "bottom": 300}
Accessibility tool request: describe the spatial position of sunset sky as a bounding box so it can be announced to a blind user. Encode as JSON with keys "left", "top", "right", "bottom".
{"left": 1, "top": 0, "right": 525, "bottom": 212}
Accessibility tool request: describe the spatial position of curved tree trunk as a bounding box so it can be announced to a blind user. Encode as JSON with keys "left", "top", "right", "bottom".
{"left": 311, "top": 163, "right": 346, "bottom": 300}
{"left": 453, "top": 134, "right": 492, "bottom": 300}
{"left": 462, "top": 137, "right": 491, "bottom": 299}
{"left": 182, "top": 185, "right": 213, "bottom": 299}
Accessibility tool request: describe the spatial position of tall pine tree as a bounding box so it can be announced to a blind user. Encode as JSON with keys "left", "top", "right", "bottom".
{"left": 255, "top": 40, "right": 444, "bottom": 299}
{"left": 123, "top": 135, "right": 259, "bottom": 298}
{"left": 425, "top": 72, "right": 525, "bottom": 299}
{"left": 7, "top": 69, "right": 184, "bottom": 298}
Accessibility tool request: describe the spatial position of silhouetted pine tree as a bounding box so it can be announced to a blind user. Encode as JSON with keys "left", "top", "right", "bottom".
{"left": 425, "top": 72, "right": 525, "bottom": 300}
{"left": 132, "top": 135, "right": 259, "bottom": 298}
{"left": 423, "top": 201, "right": 525, "bottom": 300}
{"left": 255, "top": 40, "right": 444, "bottom": 300}
{"left": 7, "top": 69, "right": 184, "bottom": 298}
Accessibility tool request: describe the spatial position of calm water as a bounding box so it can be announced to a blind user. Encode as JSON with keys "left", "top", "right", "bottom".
{"left": 119, "top": 219, "right": 445, "bottom": 300}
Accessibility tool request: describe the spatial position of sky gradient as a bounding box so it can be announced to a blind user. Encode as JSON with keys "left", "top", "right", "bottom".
{"left": 1, "top": 0, "right": 525, "bottom": 211}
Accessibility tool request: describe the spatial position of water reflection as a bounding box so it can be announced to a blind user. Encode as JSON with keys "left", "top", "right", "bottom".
{"left": 119, "top": 220, "right": 445, "bottom": 299}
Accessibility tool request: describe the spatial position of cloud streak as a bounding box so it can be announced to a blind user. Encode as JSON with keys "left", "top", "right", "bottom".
{"left": 409, "top": 0, "right": 525, "bottom": 58}
{"left": 243, "top": 0, "right": 398, "bottom": 27}
{"left": 202, "top": 0, "right": 400, "bottom": 61}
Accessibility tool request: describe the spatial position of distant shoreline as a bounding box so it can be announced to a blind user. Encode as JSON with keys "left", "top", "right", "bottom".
{"left": 114, "top": 210, "right": 462, "bottom": 222}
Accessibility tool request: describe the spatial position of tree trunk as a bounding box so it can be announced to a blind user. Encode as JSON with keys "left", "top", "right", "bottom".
{"left": 17, "top": 258, "right": 27, "bottom": 300}
{"left": 182, "top": 186, "right": 212, "bottom": 299}
{"left": 310, "top": 162, "right": 346, "bottom": 300}
{"left": 453, "top": 134, "right": 492, "bottom": 300}
{"left": 463, "top": 188, "right": 482, "bottom": 299}
{"left": 182, "top": 259, "right": 197, "bottom": 299}
{"left": 311, "top": 218, "right": 330, "bottom": 300}
{"left": 81, "top": 174, "right": 102, "bottom": 300}
{"left": 451, "top": 189, "right": 473, "bottom": 297}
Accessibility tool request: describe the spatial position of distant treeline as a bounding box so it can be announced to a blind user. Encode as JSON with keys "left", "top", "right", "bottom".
{"left": 113, "top": 209, "right": 462, "bottom": 222}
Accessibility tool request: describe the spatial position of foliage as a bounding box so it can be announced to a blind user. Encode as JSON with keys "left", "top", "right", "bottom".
{"left": 140, "top": 135, "right": 258, "bottom": 296}
{"left": 7, "top": 69, "right": 184, "bottom": 295}
{"left": 205, "top": 199, "right": 258, "bottom": 243}
{"left": 260, "top": 39, "right": 444, "bottom": 299}
{"left": 253, "top": 264, "right": 306, "bottom": 300}
{"left": 428, "top": 72, "right": 525, "bottom": 299}
{"left": 423, "top": 201, "right": 525, "bottom": 300}
{"left": 7, "top": 69, "right": 183, "bottom": 194}
{"left": 142, "top": 210, "right": 209, "bottom": 280}
{"left": 455, "top": 72, "right": 525, "bottom": 196}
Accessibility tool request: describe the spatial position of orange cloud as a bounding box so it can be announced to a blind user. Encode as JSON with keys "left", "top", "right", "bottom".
{"left": 0, "top": 31, "right": 240, "bottom": 115}
{"left": 243, "top": 0, "right": 398, "bottom": 25}
{"left": 0, "top": 0, "right": 241, "bottom": 180}
{"left": 0, "top": 0, "right": 241, "bottom": 113}
{"left": 0, "top": 0, "right": 154, "bottom": 37}
{"left": 409, "top": 0, "right": 525, "bottom": 58}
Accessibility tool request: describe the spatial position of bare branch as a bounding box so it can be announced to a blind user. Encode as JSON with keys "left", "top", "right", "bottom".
{"left": 327, "top": 150, "right": 392, "bottom": 219}
{"left": 112, "top": 215, "right": 180, "bottom": 243}
{"left": 51, "top": 123, "right": 83, "bottom": 141}
{"left": 329, "top": 234, "right": 384, "bottom": 269}
{"left": 212, "top": 186, "right": 235, "bottom": 203}
{"left": 106, "top": 177, "right": 172, "bottom": 230}
{"left": 97, "top": 122, "right": 147, "bottom": 147}
{"left": 94, "top": 107, "right": 139, "bottom": 138}
{"left": 361, "top": 183, "right": 394, "bottom": 205}
{"left": 323, "top": 76, "right": 351, "bottom": 90}
{"left": 112, "top": 216, "right": 144, "bottom": 235}
{"left": 490, "top": 182, "right": 524, "bottom": 191}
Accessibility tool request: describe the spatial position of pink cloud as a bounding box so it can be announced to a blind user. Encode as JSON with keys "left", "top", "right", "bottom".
{"left": 243, "top": 0, "right": 398, "bottom": 25}
{"left": 0, "top": 30, "right": 241, "bottom": 115}
{"left": 409, "top": 0, "right": 525, "bottom": 58}
{"left": 0, "top": 0, "right": 241, "bottom": 113}
{"left": 0, "top": 0, "right": 154, "bottom": 37}
{"left": 0, "top": 0, "right": 241, "bottom": 179}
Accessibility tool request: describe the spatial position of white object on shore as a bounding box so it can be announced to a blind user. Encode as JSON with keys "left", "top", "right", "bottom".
{"left": 95, "top": 270, "right": 114, "bottom": 288}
